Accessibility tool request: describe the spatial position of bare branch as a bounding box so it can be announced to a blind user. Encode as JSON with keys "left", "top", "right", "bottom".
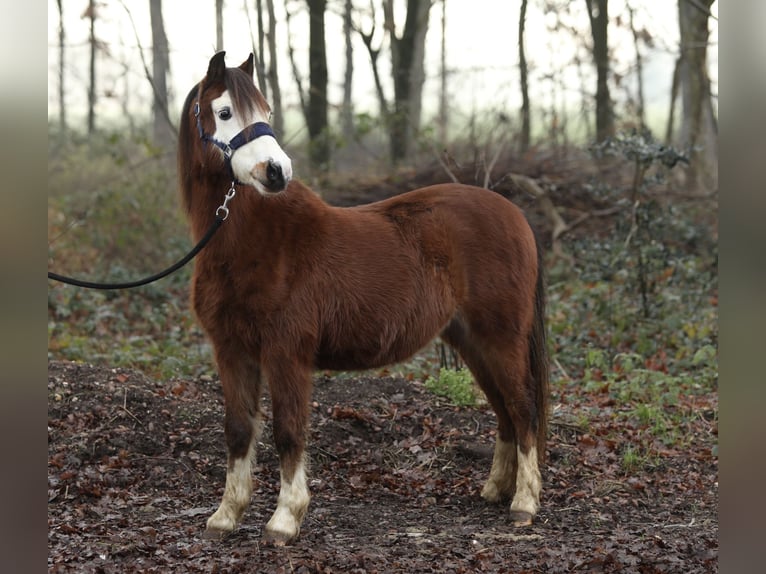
{"left": 483, "top": 143, "right": 505, "bottom": 189}
{"left": 434, "top": 150, "right": 459, "bottom": 183}
{"left": 284, "top": 2, "right": 308, "bottom": 121}
{"left": 117, "top": 0, "right": 177, "bottom": 136}
{"left": 504, "top": 173, "right": 568, "bottom": 242}
{"left": 243, "top": 0, "right": 268, "bottom": 94}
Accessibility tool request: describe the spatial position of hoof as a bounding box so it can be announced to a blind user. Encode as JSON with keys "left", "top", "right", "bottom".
{"left": 510, "top": 510, "right": 534, "bottom": 527}
{"left": 263, "top": 527, "right": 299, "bottom": 546}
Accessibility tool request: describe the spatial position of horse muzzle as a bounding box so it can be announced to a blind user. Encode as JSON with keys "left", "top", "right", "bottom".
{"left": 240, "top": 155, "right": 292, "bottom": 194}
{"left": 263, "top": 159, "right": 289, "bottom": 193}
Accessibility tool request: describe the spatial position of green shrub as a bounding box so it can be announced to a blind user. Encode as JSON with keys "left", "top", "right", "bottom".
{"left": 424, "top": 367, "right": 479, "bottom": 407}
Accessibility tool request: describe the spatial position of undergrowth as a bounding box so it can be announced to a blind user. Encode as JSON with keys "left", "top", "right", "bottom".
{"left": 549, "top": 130, "right": 717, "bottom": 458}
{"left": 424, "top": 367, "right": 479, "bottom": 407}
{"left": 48, "top": 131, "right": 211, "bottom": 380}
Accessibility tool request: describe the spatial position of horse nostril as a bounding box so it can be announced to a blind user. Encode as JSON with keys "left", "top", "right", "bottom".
{"left": 266, "top": 160, "right": 286, "bottom": 190}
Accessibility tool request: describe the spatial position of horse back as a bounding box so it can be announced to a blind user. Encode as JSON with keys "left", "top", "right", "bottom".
{"left": 356, "top": 183, "right": 539, "bottom": 293}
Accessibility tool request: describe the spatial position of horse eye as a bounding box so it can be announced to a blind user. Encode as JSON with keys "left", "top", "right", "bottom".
{"left": 218, "top": 107, "right": 232, "bottom": 121}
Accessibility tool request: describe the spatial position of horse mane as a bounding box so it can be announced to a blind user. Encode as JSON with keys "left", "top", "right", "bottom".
{"left": 177, "top": 66, "right": 272, "bottom": 216}
{"left": 223, "top": 68, "right": 271, "bottom": 123}
{"left": 178, "top": 85, "right": 199, "bottom": 215}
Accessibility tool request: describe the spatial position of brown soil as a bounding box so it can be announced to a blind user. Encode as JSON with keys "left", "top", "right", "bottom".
{"left": 48, "top": 360, "right": 717, "bottom": 573}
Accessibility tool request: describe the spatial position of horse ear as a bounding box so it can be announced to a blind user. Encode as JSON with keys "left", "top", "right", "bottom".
{"left": 239, "top": 54, "right": 255, "bottom": 77}
{"left": 206, "top": 51, "right": 227, "bottom": 84}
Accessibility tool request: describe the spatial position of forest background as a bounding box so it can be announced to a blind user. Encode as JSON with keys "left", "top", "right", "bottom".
{"left": 47, "top": 0, "right": 718, "bottom": 381}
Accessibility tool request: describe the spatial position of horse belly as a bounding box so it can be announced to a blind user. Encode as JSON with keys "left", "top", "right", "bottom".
{"left": 314, "top": 303, "right": 450, "bottom": 372}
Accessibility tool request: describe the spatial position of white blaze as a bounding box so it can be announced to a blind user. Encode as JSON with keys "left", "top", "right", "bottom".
{"left": 210, "top": 91, "right": 292, "bottom": 193}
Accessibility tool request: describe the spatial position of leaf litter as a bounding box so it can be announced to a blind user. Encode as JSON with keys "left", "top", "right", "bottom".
{"left": 48, "top": 360, "right": 717, "bottom": 573}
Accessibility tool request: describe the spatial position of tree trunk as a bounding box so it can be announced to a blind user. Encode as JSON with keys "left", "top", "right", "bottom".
{"left": 57, "top": 0, "right": 66, "bottom": 138}
{"left": 341, "top": 0, "right": 354, "bottom": 142}
{"left": 255, "top": 0, "right": 268, "bottom": 97}
{"left": 244, "top": 0, "right": 268, "bottom": 94}
{"left": 87, "top": 0, "right": 96, "bottom": 135}
{"left": 385, "top": 0, "right": 432, "bottom": 163}
{"left": 519, "top": 0, "right": 530, "bottom": 153}
{"left": 150, "top": 0, "right": 173, "bottom": 148}
{"left": 265, "top": 0, "right": 283, "bottom": 136}
{"left": 585, "top": 0, "right": 614, "bottom": 141}
{"left": 358, "top": 5, "right": 390, "bottom": 125}
{"left": 438, "top": 0, "right": 447, "bottom": 148}
{"left": 665, "top": 57, "right": 680, "bottom": 145}
{"left": 677, "top": 0, "right": 717, "bottom": 192}
{"left": 306, "top": 0, "right": 330, "bottom": 170}
{"left": 627, "top": 1, "right": 645, "bottom": 130}
{"left": 215, "top": 0, "right": 224, "bottom": 52}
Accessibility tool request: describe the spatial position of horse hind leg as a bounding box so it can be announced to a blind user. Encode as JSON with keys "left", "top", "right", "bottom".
{"left": 490, "top": 344, "right": 543, "bottom": 527}
{"left": 509, "top": 436, "right": 542, "bottom": 527}
{"left": 442, "top": 322, "right": 541, "bottom": 526}
{"left": 441, "top": 324, "right": 518, "bottom": 503}
{"left": 484, "top": 361, "right": 541, "bottom": 527}
{"left": 204, "top": 357, "right": 264, "bottom": 539}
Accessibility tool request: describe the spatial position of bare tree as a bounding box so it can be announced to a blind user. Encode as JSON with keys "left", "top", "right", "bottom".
{"left": 285, "top": 3, "right": 308, "bottom": 116}
{"left": 150, "top": 0, "right": 173, "bottom": 148}
{"left": 360, "top": 0, "right": 433, "bottom": 163}
{"left": 216, "top": 0, "right": 224, "bottom": 52}
{"left": 585, "top": 0, "right": 614, "bottom": 141}
{"left": 306, "top": 0, "right": 330, "bottom": 170}
{"left": 265, "top": 0, "right": 284, "bottom": 136}
{"left": 119, "top": 0, "right": 177, "bottom": 140}
{"left": 56, "top": 0, "right": 66, "bottom": 137}
{"left": 675, "top": 0, "right": 717, "bottom": 191}
{"left": 86, "top": 0, "right": 97, "bottom": 135}
{"left": 341, "top": 0, "right": 355, "bottom": 142}
{"left": 519, "top": 0, "right": 531, "bottom": 153}
{"left": 387, "top": 0, "right": 432, "bottom": 162}
{"left": 437, "top": 0, "right": 447, "bottom": 148}
{"left": 243, "top": 0, "right": 269, "bottom": 96}
{"left": 243, "top": 0, "right": 268, "bottom": 94}
{"left": 358, "top": 2, "right": 389, "bottom": 125}
{"left": 626, "top": 1, "right": 646, "bottom": 129}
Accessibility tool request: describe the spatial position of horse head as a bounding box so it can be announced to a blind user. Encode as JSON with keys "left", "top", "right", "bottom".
{"left": 188, "top": 51, "right": 292, "bottom": 195}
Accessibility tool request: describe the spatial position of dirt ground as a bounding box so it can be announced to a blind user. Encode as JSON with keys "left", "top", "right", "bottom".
{"left": 47, "top": 360, "right": 717, "bottom": 573}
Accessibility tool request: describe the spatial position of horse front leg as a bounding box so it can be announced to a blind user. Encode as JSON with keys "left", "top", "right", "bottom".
{"left": 204, "top": 357, "right": 263, "bottom": 538}
{"left": 262, "top": 361, "right": 313, "bottom": 545}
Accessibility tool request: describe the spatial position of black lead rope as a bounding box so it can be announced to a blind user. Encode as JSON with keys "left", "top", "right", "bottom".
{"left": 47, "top": 216, "right": 224, "bottom": 290}
{"left": 48, "top": 87, "right": 277, "bottom": 291}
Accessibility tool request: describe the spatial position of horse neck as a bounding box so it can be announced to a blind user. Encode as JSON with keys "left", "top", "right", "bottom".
{"left": 187, "top": 175, "right": 326, "bottom": 258}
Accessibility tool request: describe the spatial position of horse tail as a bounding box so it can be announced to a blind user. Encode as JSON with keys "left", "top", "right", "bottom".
{"left": 529, "top": 234, "right": 550, "bottom": 463}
